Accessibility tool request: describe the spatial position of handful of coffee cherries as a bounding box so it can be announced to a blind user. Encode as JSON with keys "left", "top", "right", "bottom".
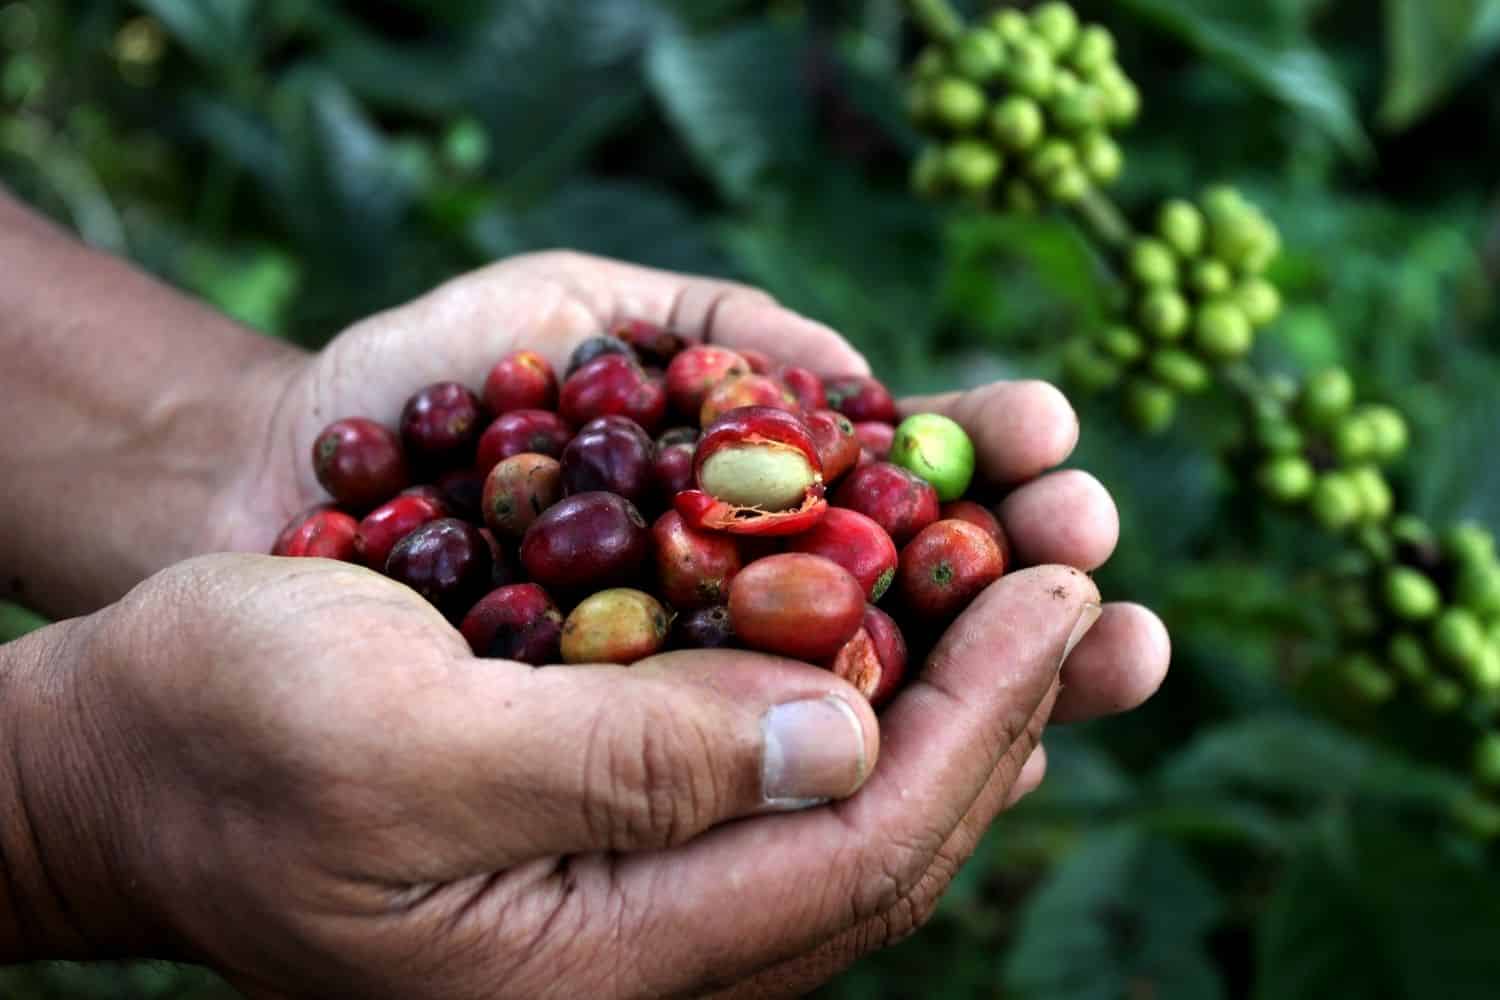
{"left": 272, "top": 323, "right": 1010, "bottom": 708}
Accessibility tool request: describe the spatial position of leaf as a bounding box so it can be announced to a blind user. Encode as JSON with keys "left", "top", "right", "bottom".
{"left": 131, "top": 0, "right": 256, "bottom": 67}
{"left": 647, "top": 20, "right": 813, "bottom": 204}
{"left": 1256, "top": 825, "right": 1500, "bottom": 999}
{"left": 1003, "top": 827, "right": 1226, "bottom": 1000}
{"left": 0, "top": 601, "right": 47, "bottom": 643}
{"left": 1115, "top": 0, "right": 1371, "bottom": 160}
{"left": 1380, "top": 0, "right": 1500, "bottom": 130}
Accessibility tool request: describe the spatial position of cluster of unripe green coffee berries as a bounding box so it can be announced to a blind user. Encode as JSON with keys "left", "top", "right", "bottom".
{"left": 907, "top": 1, "right": 1140, "bottom": 209}
{"left": 1062, "top": 187, "right": 1283, "bottom": 432}
{"left": 1251, "top": 366, "right": 1406, "bottom": 533}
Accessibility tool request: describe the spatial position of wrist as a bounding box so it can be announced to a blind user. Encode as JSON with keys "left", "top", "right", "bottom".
{"left": 0, "top": 614, "right": 170, "bottom": 962}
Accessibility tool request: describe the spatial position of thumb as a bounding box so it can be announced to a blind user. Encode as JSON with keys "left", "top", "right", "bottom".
{"left": 392, "top": 651, "right": 880, "bottom": 875}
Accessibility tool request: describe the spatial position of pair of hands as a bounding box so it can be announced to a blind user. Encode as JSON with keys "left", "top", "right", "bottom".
{"left": 18, "top": 252, "right": 1169, "bottom": 998}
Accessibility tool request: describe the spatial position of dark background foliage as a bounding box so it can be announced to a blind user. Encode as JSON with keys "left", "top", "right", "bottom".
{"left": 3, "top": 0, "right": 1500, "bottom": 996}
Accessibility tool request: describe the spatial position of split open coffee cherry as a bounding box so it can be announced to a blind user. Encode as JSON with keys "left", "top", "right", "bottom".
{"left": 674, "top": 406, "right": 828, "bottom": 536}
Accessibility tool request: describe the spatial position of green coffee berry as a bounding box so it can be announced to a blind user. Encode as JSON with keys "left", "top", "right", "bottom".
{"left": 1332, "top": 414, "right": 1376, "bottom": 464}
{"left": 1052, "top": 85, "right": 1105, "bottom": 131}
{"left": 1349, "top": 466, "right": 1393, "bottom": 522}
{"left": 1138, "top": 288, "right": 1191, "bottom": 340}
{"left": 1390, "top": 514, "right": 1436, "bottom": 550}
{"left": 1201, "top": 185, "right": 1248, "bottom": 226}
{"left": 1257, "top": 455, "right": 1315, "bottom": 503}
{"left": 953, "top": 29, "right": 1007, "bottom": 82}
{"left": 988, "top": 9, "right": 1032, "bottom": 45}
{"left": 1130, "top": 238, "right": 1179, "bottom": 288}
{"left": 1098, "top": 325, "right": 1146, "bottom": 363}
{"left": 1237, "top": 278, "right": 1282, "bottom": 326}
{"left": 1031, "top": 2, "right": 1080, "bottom": 56}
{"left": 1422, "top": 676, "right": 1465, "bottom": 713}
{"left": 1361, "top": 405, "right": 1408, "bottom": 463}
{"left": 1076, "top": 132, "right": 1122, "bottom": 182}
{"left": 1047, "top": 164, "right": 1091, "bottom": 203}
{"left": 1433, "top": 607, "right": 1487, "bottom": 668}
{"left": 1255, "top": 415, "right": 1304, "bottom": 454}
{"left": 1311, "top": 472, "right": 1363, "bottom": 531}
{"left": 1194, "top": 301, "right": 1254, "bottom": 360}
{"left": 1125, "top": 378, "right": 1177, "bottom": 434}
{"left": 1069, "top": 25, "right": 1115, "bottom": 73}
{"left": 910, "top": 146, "right": 946, "bottom": 198}
{"left": 1061, "top": 337, "right": 1121, "bottom": 390}
{"left": 1300, "top": 367, "right": 1356, "bottom": 427}
{"left": 1241, "top": 226, "right": 1282, "bottom": 274}
{"left": 905, "top": 82, "right": 934, "bottom": 125}
{"left": 990, "top": 96, "right": 1046, "bottom": 152}
{"left": 1357, "top": 522, "right": 1396, "bottom": 564}
{"left": 1384, "top": 566, "right": 1442, "bottom": 621}
{"left": 1003, "top": 179, "right": 1040, "bottom": 214}
{"left": 931, "top": 77, "right": 988, "bottom": 131}
{"left": 1340, "top": 653, "right": 1395, "bottom": 703}
{"left": 889, "top": 413, "right": 977, "bottom": 502}
{"left": 944, "top": 140, "right": 1002, "bottom": 193}
{"left": 1097, "top": 69, "right": 1140, "bottom": 125}
{"left": 1475, "top": 732, "right": 1500, "bottom": 787}
{"left": 912, "top": 46, "right": 948, "bottom": 81}
{"left": 1157, "top": 200, "right": 1205, "bottom": 258}
{"left": 1445, "top": 522, "right": 1496, "bottom": 568}
{"left": 1006, "top": 39, "right": 1056, "bottom": 100}
{"left": 1189, "top": 260, "right": 1232, "bottom": 298}
{"left": 1388, "top": 632, "right": 1431, "bottom": 682}
{"left": 1027, "top": 137, "right": 1075, "bottom": 180}
{"left": 1050, "top": 69, "right": 1081, "bottom": 99}
{"left": 1468, "top": 644, "right": 1500, "bottom": 694}
{"left": 1211, "top": 212, "right": 1271, "bottom": 270}
{"left": 1148, "top": 349, "right": 1210, "bottom": 394}
{"left": 1457, "top": 564, "right": 1500, "bottom": 618}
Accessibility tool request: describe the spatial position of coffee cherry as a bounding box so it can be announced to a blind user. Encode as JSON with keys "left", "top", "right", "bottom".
{"left": 1129, "top": 238, "right": 1179, "bottom": 288}
{"left": 1332, "top": 414, "right": 1376, "bottom": 464}
{"left": 1237, "top": 277, "right": 1282, "bottom": 326}
{"left": 889, "top": 413, "right": 977, "bottom": 502}
{"left": 911, "top": 146, "right": 946, "bottom": 198}
{"left": 1349, "top": 466, "right": 1393, "bottom": 522}
{"left": 932, "top": 77, "right": 988, "bottom": 130}
{"left": 988, "top": 8, "right": 1031, "bottom": 45}
{"left": 1157, "top": 199, "right": 1205, "bottom": 258}
{"left": 1052, "top": 85, "right": 1105, "bottom": 132}
{"left": 1457, "top": 563, "right": 1500, "bottom": 618}
{"left": 1299, "top": 367, "right": 1356, "bottom": 428}
{"left": 1077, "top": 132, "right": 1123, "bottom": 182}
{"left": 1027, "top": 137, "right": 1076, "bottom": 181}
{"left": 1445, "top": 522, "right": 1497, "bottom": 568}
{"left": 1434, "top": 607, "right": 1486, "bottom": 668}
{"left": 1031, "top": 2, "right": 1080, "bottom": 55}
{"left": 1362, "top": 405, "right": 1409, "bottom": 462}
{"left": 1339, "top": 653, "right": 1395, "bottom": 703}
{"left": 1388, "top": 632, "right": 1431, "bottom": 683}
{"left": 1384, "top": 567, "right": 1442, "bottom": 622}
{"left": 1138, "top": 288, "right": 1191, "bottom": 340}
{"left": 1046, "top": 165, "right": 1091, "bottom": 203}
{"left": 1255, "top": 416, "right": 1304, "bottom": 454}
{"left": 1061, "top": 338, "right": 1122, "bottom": 390}
{"left": 1099, "top": 325, "right": 1146, "bottom": 363}
{"left": 1475, "top": 732, "right": 1500, "bottom": 787}
{"left": 953, "top": 28, "right": 1006, "bottom": 82}
{"left": 1190, "top": 260, "right": 1233, "bottom": 298}
{"left": 1097, "top": 69, "right": 1140, "bottom": 125}
{"left": 1194, "top": 301, "right": 1253, "bottom": 360}
{"left": 1148, "top": 349, "right": 1211, "bottom": 394}
{"left": 990, "top": 96, "right": 1045, "bottom": 151}
{"left": 912, "top": 45, "right": 948, "bottom": 81}
{"left": 945, "top": 140, "right": 1002, "bottom": 192}
{"left": 1257, "top": 455, "right": 1315, "bottom": 503}
{"left": 1005, "top": 38, "right": 1056, "bottom": 100}
{"left": 1068, "top": 24, "right": 1115, "bottom": 73}
{"left": 1124, "top": 379, "right": 1176, "bottom": 434}
{"left": 1311, "top": 472, "right": 1362, "bottom": 531}
{"left": 1004, "top": 180, "right": 1041, "bottom": 213}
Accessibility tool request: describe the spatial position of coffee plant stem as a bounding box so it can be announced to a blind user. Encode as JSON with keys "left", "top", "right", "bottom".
{"left": 1072, "top": 188, "right": 1136, "bottom": 251}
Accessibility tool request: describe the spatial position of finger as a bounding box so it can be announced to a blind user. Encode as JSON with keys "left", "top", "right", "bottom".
{"left": 900, "top": 381, "right": 1079, "bottom": 487}
{"left": 1053, "top": 602, "right": 1171, "bottom": 723}
{"left": 998, "top": 469, "right": 1120, "bottom": 571}
{"left": 364, "top": 650, "right": 880, "bottom": 881}
{"left": 584, "top": 566, "right": 1101, "bottom": 994}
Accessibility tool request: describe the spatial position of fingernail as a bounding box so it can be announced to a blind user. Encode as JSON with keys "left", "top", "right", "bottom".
{"left": 1060, "top": 602, "right": 1103, "bottom": 672}
{"left": 761, "top": 696, "right": 868, "bottom": 810}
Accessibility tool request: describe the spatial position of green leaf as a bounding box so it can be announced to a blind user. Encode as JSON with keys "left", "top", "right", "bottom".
{"left": 1115, "top": 0, "right": 1371, "bottom": 160}
{"left": 647, "top": 20, "right": 813, "bottom": 204}
{"left": 1256, "top": 825, "right": 1500, "bottom": 999}
{"left": 1380, "top": 0, "right": 1500, "bottom": 130}
{"left": 1003, "top": 827, "right": 1226, "bottom": 1000}
{"left": 131, "top": 0, "right": 256, "bottom": 66}
{"left": 0, "top": 601, "right": 47, "bottom": 643}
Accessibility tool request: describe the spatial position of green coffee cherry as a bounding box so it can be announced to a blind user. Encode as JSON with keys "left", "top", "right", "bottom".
{"left": 905, "top": 82, "right": 934, "bottom": 125}
{"left": 1422, "top": 676, "right": 1465, "bottom": 713}
{"left": 1189, "top": 260, "right": 1231, "bottom": 298}
{"left": 1061, "top": 337, "right": 1121, "bottom": 390}
{"left": 1475, "top": 732, "right": 1500, "bottom": 787}
{"left": 1047, "top": 165, "right": 1091, "bottom": 204}
{"left": 1300, "top": 367, "right": 1356, "bottom": 428}
{"left": 990, "top": 95, "right": 1046, "bottom": 151}
{"left": 931, "top": 77, "right": 988, "bottom": 131}
{"left": 1194, "top": 301, "right": 1253, "bottom": 360}
{"left": 1445, "top": 522, "right": 1496, "bottom": 569}
{"left": 1201, "top": 185, "right": 1248, "bottom": 226}
{"left": 1052, "top": 85, "right": 1105, "bottom": 131}
{"left": 1361, "top": 405, "right": 1408, "bottom": 463}
{"left": 1384, "top": 566, "right": 1442, "bottom": 621}
{"left": 944, "top": 140, "right": 1002, "bottom": 193}
{"left": 1257, "top": 455, "right": 1315, "bottom": 503}
{"left": 1255, "top": 415, "right": 1304, "bottom": 454}
{"left": 1149, "top": 349, "right": 1211, "bottom": 394}
{"left": 1031, "top": 2, "right": 1080, "bottom": 55}
{"left": 1211, "top": 212, "right": 1271, "bottom": 269}
{"left": 1470, "top": 644, "right": 1500, "bottom": 694}
{"left": 1130, "top": 238, "right": 1179, "bottom": 288}
{"left": 988, "top": 9, "right": 1032, "bottom": 45}
{"left": 1241, "top": 226, "right": 1282, "bottom": 274}
{"left": 1069, "top": 24, "right": 1115, "bottom": 73}
{"left": 1076, "top": 131, "right": 1122, "bottom": 182}
{"left": 1433, "top": 607, "right": 1487, "bottom": 668}
{"left": 1237, "top": 277, "right": 1282, "bottom": 326}
{"left": 1027, "top": 137, "right": 1075, "bottom": 180}
{"left": 1051, "top": 69, "right": 1080, "bottom": 99}
{"left": 1096, "top": 68, "right": 1139, "bottom": 125}
{"left": 1340, "top": 653, "right": 1396, "bottom": 703}
{"left": 1157, "top": 200, "right": 1205, "bottom": 258}
{"left": 912, "top": 46, "right": 948, "bottom": 81}
{"left": 890, "top": 413, "right": 977, "bottom": 502}
{"left": 1138, "top": 288, "right": 1191, "bottom": 340}
{"left": 1390, "top": 514, "right": 1436, "bottom": 550}
{"left": 953, "top": 28, "right": 1007, "bottom": 83}
{"left": 1388, "top": 632, "right": 1431, "bottom": 682}
{"left": 1098, "top": 325, "right": 1146, "bottom": 363}
{"left": 1006, "top": 39, "right": 1056, "bottom": 100}
{"left": 1349, "top": 466, "right": 1393, "bottom": 522}
{"left": 1125, "top": 378, "right": 1177, "bottom": 434}
{"left": 1003, "top": 179, "right": 1040, "bottom": 214}
{"left": 1457, "top": 564, "right": 1500, "bottom": 618}
{"left": 1332, "top": 414, "right": 1376, "bottom": 464}
{"left": 910, "top": 146, "right": 946, "bottom": 198}
{"left": 1333, "top": 583, "right": 1380, "bottom": 636}
{"left": 1311, "top": 473, "right": 1363, "bottom": 531}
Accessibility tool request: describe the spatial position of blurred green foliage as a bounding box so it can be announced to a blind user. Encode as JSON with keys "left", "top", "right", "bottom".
{"left": 3, "top": 0, "right": 1500, "bottom": 996}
